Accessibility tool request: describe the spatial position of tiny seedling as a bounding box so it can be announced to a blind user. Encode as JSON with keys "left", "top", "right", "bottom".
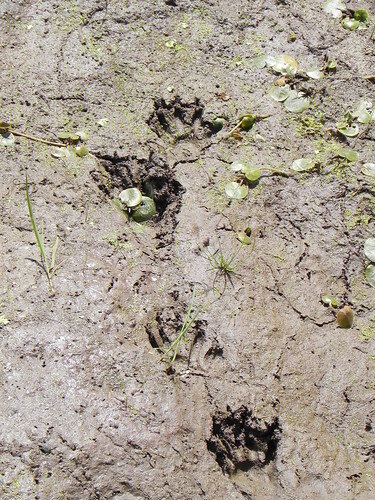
{"left": 204, "top": 242, "right": 244, "bottom": 294}
{"left": 160, "top": 288, "right": 202, "bottom": 365}
{"left": 26, "top": 176, "right": 59, "bottom": 293}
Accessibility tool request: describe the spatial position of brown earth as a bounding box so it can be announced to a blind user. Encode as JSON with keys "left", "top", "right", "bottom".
{"left": 1, "top": 0, "right": 375, "bottom": 498}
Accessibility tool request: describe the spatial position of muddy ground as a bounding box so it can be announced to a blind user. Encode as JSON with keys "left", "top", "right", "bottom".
{"left": 1, "top": 0, "right": 375, "bottom": 498}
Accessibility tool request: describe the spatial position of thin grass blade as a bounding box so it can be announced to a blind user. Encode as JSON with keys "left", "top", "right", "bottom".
{"left": 26, "top": 175, "right": 47, "bottom": 264}
{"left": 50, "top": 236, "right": 59, "bottom": 271}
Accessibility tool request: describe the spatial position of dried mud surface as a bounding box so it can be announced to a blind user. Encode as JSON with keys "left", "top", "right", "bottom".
{"left": 1, "top": 1, "right": 375, "bottom": 498}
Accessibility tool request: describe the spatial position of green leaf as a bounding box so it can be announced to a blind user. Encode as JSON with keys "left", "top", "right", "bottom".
{"left": 362, "top": 163, "right": 375, "bottom": 177}
{"left": 337, "top": 123, "right": 359, "bottom": 137}
{"left": 236, "top": 232, "right": 252, "bottom": 245}
{"left": 119, "top": 188, "right": 142, "bottom": 208}
{"left": 365, "top": 264, "right": 375, "bottom": 287}
{"left": 0, "top": 132, "right": 15, "bottom": 147}
{"left": 354, "top": 9, "right": 370, "bottom": 24}
{"left": 244, "top": 166, "right": 260, "bottom": 182}
{"left": 50, "top": 236, "right": 59, "bottom": 271}
{"left": 231, "top": 161, "right": 247, "bottom": 172}
{"left": 326, "top": 59, "right": 337, "bottom": 71}
{"left": 364, "top": 238, "right": 375, "bottom": 262}
{"left": 342, "top": 17, "right": 360, "bottom": 30}
{"left": 322, "top": 0, "right": 346, "bottom": 18}
{"left": 58, "top": 131, "right": 80, "bottom": 143}
{"left": 240, "top": 115, "right": 255, "bottom": 131}
{"left": 269, "top": 85, "right": 291, "bottom": 102}
{"left": 306, "top": 69, "right": 324, "bottom": 80}
{"left": 76, "top": 130, "right": 89, "bottom": 141}
{"left": 253, "top": 55, "right": 267, "bottom": 68}
{"left": 51, "top": 147, "right": 68, "bottom": 158}
{"left": 283, "top": 92, "right": 310, "bottom": 113}
{"left": 225, "top": 181, "right": 248, "bottom": 199}
{"left": 132, "top": 196, "right": 156, "bottom": 222}
{"left": 321, "top": 294, "right": 339, "bottom": 308}
{"left": 291, "top": 158, "right": 315, "bottom": 172}
{"left": 336, "top": 306, "right": 354, "bottom": 328}
{"left": 353, "top": 101, "right": 373, "bottom": 124}
{"left": 75, "top": 145, "right": 89, "bottom": 157}
{"left": 211, "top": 117, "right": 225, "bottom": 132}
{"left": 0, "top": 121, "right": 11, "bottom": 132}
{"left": 337, "top": 147, "right": 358, "bottom": 162}
{"left": 271, "top": 55, "right": 298, "bottom": 76}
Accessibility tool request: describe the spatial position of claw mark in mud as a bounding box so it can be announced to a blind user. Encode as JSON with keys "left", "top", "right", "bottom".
{"left": 147, "top": 96, "right": 209, "bottom": 141}
{"left": 207, "top": 406, "right": 280, "bottom": 474}
{"left": 91, "top": 151, "right": 184, "bottom": 245}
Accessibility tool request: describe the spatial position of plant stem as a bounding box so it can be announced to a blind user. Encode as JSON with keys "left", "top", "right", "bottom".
{"left": 11, "top": 129, "right": 66, "bottom": 147}
{"left": 227, "top": 120, "right": 242, "bottom": 136}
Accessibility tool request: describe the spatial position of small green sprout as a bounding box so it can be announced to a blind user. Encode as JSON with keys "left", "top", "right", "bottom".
{"left": 204, "top": 242, "right": 246, "bottom": 294}
{"left": 25, "top": 176, "right": 60, "bottom": 294}
{"left": 160, "top": 288, "right": 202, "bottom": 365}
{"left": 321, "top": 294, "right": 339, "bottom": 308}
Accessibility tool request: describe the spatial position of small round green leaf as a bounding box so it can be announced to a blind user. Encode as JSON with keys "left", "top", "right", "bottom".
{"left": 75, "top": 145, "right": 89, "bottom": 157}
{"left": 269, "top": 85, "right": 291, "bottom": 102}
{"left": 244, "top": 166, "right": 260, "bottom": 182}
{"left": 365, "top": 264, "right": 375, "bottom": 287}
{"left": 364, "top": 238, "right": 375, "bottom": 262}
{"left": 0, "top": 121, "right": 11, "bottom": 132}
{"left": 253, "top": 55, "right": 267, "bottom": 68}
{"left": 236, "top": 232, "right": 252, "bottom": 245}
{"left": 132, "top": 196, "right": 156, "bottom": 222}
{"left": 306, "top": 69, "right": 324, "bottom": 80}
{"left": 337, "top": 147, "right": 358, "bottom": 162}
{"left": 337, "top": 124, "right": 359, "bottom": 137}
{"left": 0, "top": 132, "right": 15, "bottom": 147}
{"left": 225, "top": 181, "right": 248, "bottom": 200}
{"left": 284, "top": 93, "right": 310, "bottom": 113}
{"left": 291, "top": 158, "right": 315, "bottom": 172}
{"left": 119, "top": 188, "right": 142, "bottom": 208}
{"left": 272, "top": 55, "right": 298, "bottom": 76}
{"left": 76, "top": 130, "right": 89, "bottom": 141}
{"left": 58, "top": 131, "right": 80, "bottom": 143}
{"left": 336, "top": 306, "right": 354, "bottom": 328}
{"left": 51, "top": 147, "right": 68, "bottom": 158}
{"left": 240, "top": 115, "right": 256, "bottom": 131}
{"left": 362, "top": 163, "right": 375, "bottom": 177}
{"left": 231, "top": 161, "right": 247, "bottom": 172}
{"left": 353, "top": 101, "right": 373, "bottom": 124}
{"left": 211, "top": 117, "right": 225, "bottom": 132}
{"left": 342, "top": 17, "right": 360, "bottom": 30}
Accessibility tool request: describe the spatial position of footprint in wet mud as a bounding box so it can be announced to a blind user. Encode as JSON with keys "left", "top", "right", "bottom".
{"left": 91, "top": 151, "right": 184, "bottom": 246}
{"left": 207, "top": 405, "right": 281, "bottom": 475}
{"left": 147, "top": 96, "right": 209, "bottom": 141}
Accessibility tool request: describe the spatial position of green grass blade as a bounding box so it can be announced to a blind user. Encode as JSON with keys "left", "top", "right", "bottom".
{"left": 50, "top": 236, "right": 59, "bottom": 271}
{"left": 26, "top": 175, "right": 46, "bottom": 261}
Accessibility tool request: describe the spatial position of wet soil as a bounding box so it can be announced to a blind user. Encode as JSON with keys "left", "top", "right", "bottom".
{"left": 1, "top": 1, "right": 375, "bottom": 498}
